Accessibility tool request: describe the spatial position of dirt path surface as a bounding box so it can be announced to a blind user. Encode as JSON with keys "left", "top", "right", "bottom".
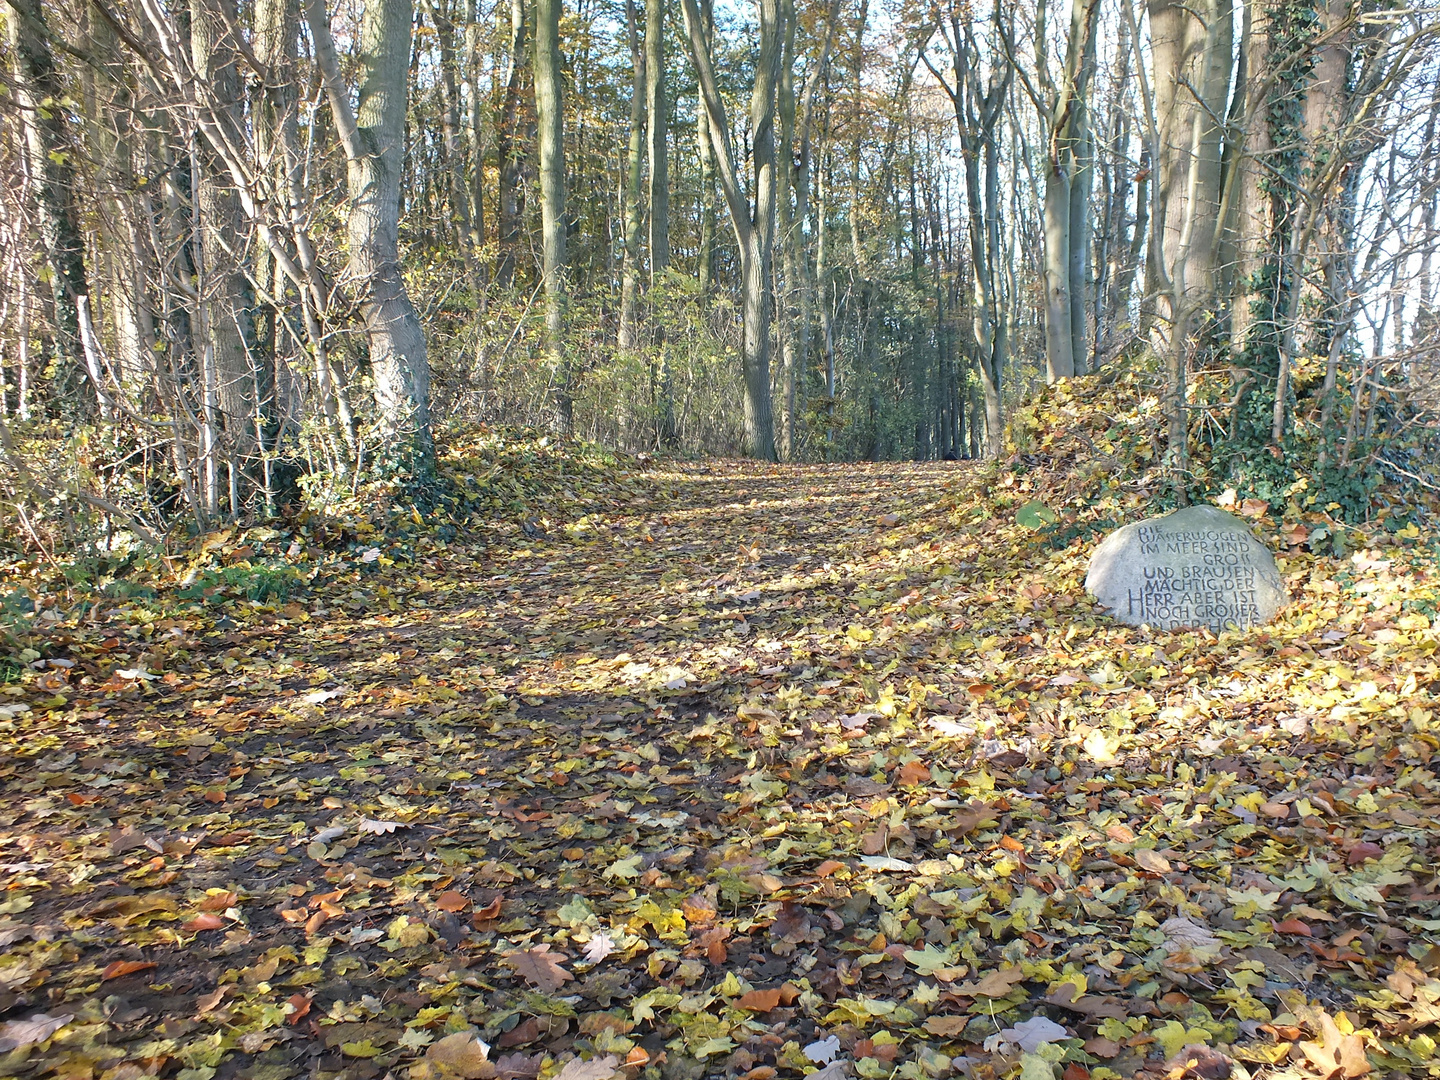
{"left": 2, "top": 460, "right": 1438, "bottom": 1080}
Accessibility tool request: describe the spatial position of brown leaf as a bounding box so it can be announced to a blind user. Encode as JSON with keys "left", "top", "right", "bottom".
{"left": 957, "top": 965, "right": 1026, "bottom": 997}
{"left": 1274, "top": 918, "right": 1312, "bottom": 937}
{"left": 198, "top": 890, "right": 239, "bottom": 912}
{"left": 428, "top": 1031, "right": 497, "bottom": 1079}
{"left": 182, "top": 913, "right": 224, "bottom": 932}
{"left": 101, "top": 960, "right": 157, "bottom": 982}
{"left": 109, "top": 827, "right": 150, "bottom": 855}
{"left": 1083, "top": 1037, "right": 1121, "bottom": 1059}
{"left": 502, "top": 945, "right": 574, "bottom": 993}
{"left": 1347, "top": 842, "right": 1384, "bottom": 865}
{"left": 1105, "top": 823, "right": 1136, "bottom": 844}
{"left": 813, "top": 859, "right": 845, "bottom": 878}
{"left": 896, "top": 760, "right": 931, "bottom": 786}
{"left": 286, "top": 994, "right": 312, "bottom": 1025}
{"left": 472, "top": 895, "right": 504, "bottom": 930}
{"left": 860, "top": 826, "right": 888, "bottom": 855}
{"left": 553, "top": 1056, "right": 620, "bottom": 1080}
{"left": 1134, "top": 849, "right": 1172, "bottom": 874}
{"left": 923, "top": 1015, "right": 969, "bottom": 1036}
{"left": 947, "top": 801, "right": 999, "bottom": 835}
{"left": 1162, "top": 1044, "right": 1234, "bottom": 1079}
{"left": 437, "top": 890, "right": 470, "bottom": 912}
{"left": 737, "top": 988, "right": 782, "bottom": 1012}
{"left": 494, "top": 1053, "right": 543, "bottom": 1080}
{"left": 681, "top": 892, "right": 718, "bottom": 925}
{"left": 1239, "top": 498, "right": 1270, "bottom": 519}
{"left": 1299, "top": 1011, "right": 1370, "bottom": 1078}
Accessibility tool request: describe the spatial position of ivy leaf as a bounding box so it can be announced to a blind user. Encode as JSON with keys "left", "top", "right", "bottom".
{"left": 1016, "top": 500, "right": 1057, "bottom": 529}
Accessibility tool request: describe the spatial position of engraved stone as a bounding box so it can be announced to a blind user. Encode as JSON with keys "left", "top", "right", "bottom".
{"left": 1085, "top": 505, "right": 1286, "bottom": 632}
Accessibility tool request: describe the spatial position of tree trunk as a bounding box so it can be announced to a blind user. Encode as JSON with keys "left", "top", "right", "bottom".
{"left": 694, "top": 0, "right": 716, "bottom": 293}
{"left": 7, "top": 0, "right": 111, "bottom": 415}
{"left": 190, "top": 0, "right": 261, "bottom": 509}
{"left": 743, "top": 0, "right": 781, "bottom": 462}
{"left": 1147, "top": 0, "right": 1233, "bottom": 322}
{"left": 534, "top": 0, "right": 571, "bottom": 433}
{"left": 429, "top": 0, "right": 481, "bottom": 292}
{"left": 777, "top": 0, "right": 798, "bottom": 458}
{"left": 1042, "top": 166, "right": 1076, "bottom": 381}
{"left": 618, "top": 0, "right": 645, "bottom": 353}
{"left": 495, "top": 0, "right": 528, "bottom": 288}
{"left": 645, "top": 0, "right": 675, "bottom": 444}
{"left": 308, "top": 0, "right": 434, "bottom": 475}
{"left": 1068, "top": 78, "right": 1093, "bottom": 372}
{"left": 681, "top": 0, "right": 778, "bottom": 460}
{"left": 646, "top": 0, "right": 669, "bottom": 277}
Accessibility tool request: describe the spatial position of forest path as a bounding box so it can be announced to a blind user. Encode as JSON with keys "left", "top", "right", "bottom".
{"left": 450, "top": 459, "right": 973, "bottom": 709}
{"left": 2, "top": 458, "right": 1435, "bottom": 1080}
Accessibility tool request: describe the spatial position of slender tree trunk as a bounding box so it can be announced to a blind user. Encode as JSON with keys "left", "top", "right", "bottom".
{"left": 7, "top": 0, "right": 111, "bottom": 415}
{"left": 618, "top": 0, "right": 645, "bottom": 353}
{"left": 308, "top": 0, "right": 434, "bottom": 474}
{"left": 191, "top": 0, "right": 260, "bottom": 510}
{"left": 1068, "top": 57, "right": 1094, "bottom": 372}
{"left": 495, "top": 0, "right": 527, "bottom": 288}
{"left": 430, "top": 0, "right": 481, "bottom": 292}
{"left": 1147, "top": 0, "right": 1233, "bottom": 322}
{"left": 534, "top": 0, "right": 571, "bottom": 432}
{"left": 1042, "top": 167, "right": 1076, "bottom": 381}
{"left": 777, "top": 0, "right": 798, "bottom": 459}
{"left": 645, "top": 0, "right": 675, "bottom": 444}
{"left": 694, "top": 0, "right": 716, "bottom": 293}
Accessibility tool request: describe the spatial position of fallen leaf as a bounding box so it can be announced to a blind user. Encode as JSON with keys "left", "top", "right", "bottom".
{"left": 502, "top": 945, "right": 574, "bottom": 992}
{"left": 924, "top": 1015, "right": 969, "bottom": 1037}
{"left": 1135, "top": 848, "right": 1172, "bottom": 874}
{"left": 582, "top": 931, "right": 615, "bottom": 963}
{"left": 552, "top": 1055, "right": 620, "bottom": 1080}
{"left": 1001, "top": 1015, "right": 1070, "bottom": 1052}
{"left": 428, "top": 1031, "right": 496, "bottom": 1079}
{"left": 960, "top": 966, "right": 1027, "bottom": 997}
{"left": 0, "top": 1012, "right": 73, "bottom": 1052}
{"left": 101, "top": 960, "right": 157, "bottom": 981}
{"left": 804, "top": 1036, "right": 841, "bottom": 1064}
{"left": 737, "top": 987, "right": 782, "bottom": 1012}
{"left": 356, "top": 817, "right": 406, "bottom": 834}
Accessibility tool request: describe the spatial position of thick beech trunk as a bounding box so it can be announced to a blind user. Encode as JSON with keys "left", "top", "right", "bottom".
{"left": 308, "top": 0, "right": 433, "bottom": 474}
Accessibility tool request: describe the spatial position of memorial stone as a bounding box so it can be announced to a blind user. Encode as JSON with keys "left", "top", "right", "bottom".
{"left": 1085, "top": 505, "right": 1286, "bottom": 632}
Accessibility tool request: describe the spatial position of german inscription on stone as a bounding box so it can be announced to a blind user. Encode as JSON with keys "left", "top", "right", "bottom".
{"left": 1085, "top": 505, "right": 1285, "bottom": 632}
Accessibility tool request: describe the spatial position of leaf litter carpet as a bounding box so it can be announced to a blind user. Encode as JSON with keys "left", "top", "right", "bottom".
{"left": 3, "top": 460, "right": 1440, "bottom": 1080}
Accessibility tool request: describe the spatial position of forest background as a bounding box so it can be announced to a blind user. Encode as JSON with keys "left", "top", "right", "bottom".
{"left": 0, "top": 0, "right": 1439, "bottom": 566}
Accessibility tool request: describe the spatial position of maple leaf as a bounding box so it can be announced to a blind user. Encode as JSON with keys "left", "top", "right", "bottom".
{"left": 356, "top": 818, "right": 406, "bottom": 834}
{"left": 552, "top": 1055, "right": 620, "bottom": 1080}
{"left": 1300, "top": 1010, "right": 1371, "bottom": 1078}
{"left": 502, "top": 945, "right": 574, "bottom": 992}
{"left": 426, "top": 1031, "right": 495, "bottom": 1079}
{"left": 581, "top": 930, "right": 614, "bottom": 963}
{"left": 0, "top": 1012, "right": 73, "bottom": 1052}
{"left": 1000, "top": 1016, "right": 1069, "bottom": 1053}
{"left": 804, "top": 1036, "right": 841, "bottom": 1064}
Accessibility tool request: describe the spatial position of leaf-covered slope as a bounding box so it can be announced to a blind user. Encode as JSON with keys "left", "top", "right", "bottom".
{"left": 1, "top": 453, "right": 1439, "bottom": 1080}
